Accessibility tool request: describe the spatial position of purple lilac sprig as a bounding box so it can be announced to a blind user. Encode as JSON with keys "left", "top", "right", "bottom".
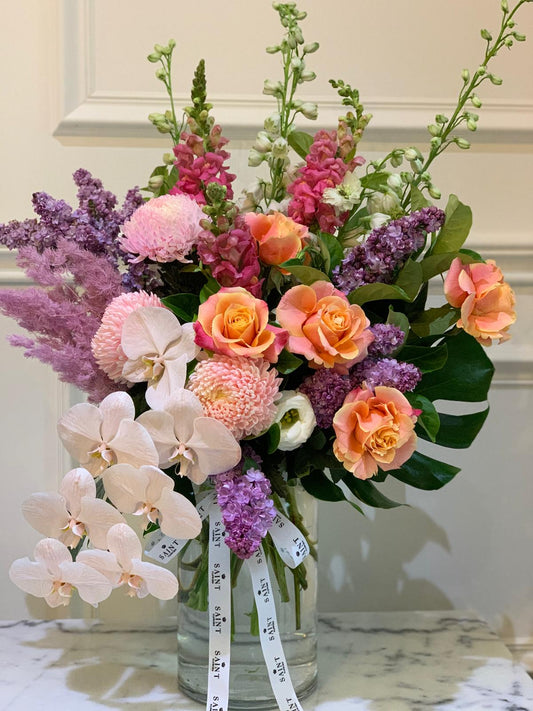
{"left": 215, "top": 464, "right": 276, "bottom": 560}
{"left": 333, "top": 206, "right": 445, "bottom": 294}
{"left": 298, "top": 369, "right": 352, "bottom": 429}
{"left": 367, "top": 323, "right": 405, "bottom": 357}
{"left": 350, "top": 356, "right": 422, "bottom": 393}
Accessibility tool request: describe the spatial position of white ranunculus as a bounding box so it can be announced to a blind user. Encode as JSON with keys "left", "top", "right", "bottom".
{"left": 322, "top": 171, "right": 362, "bottom": 213}
{"left": 274, "top": 391, "right": 316, "bottom": 452}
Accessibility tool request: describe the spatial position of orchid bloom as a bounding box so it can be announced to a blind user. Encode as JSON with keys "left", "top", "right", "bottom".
{"left": 121, "top": 306, "right": 200, "bottom": 410}
{"left": 22, "top": 467, "right": 125, "bottom": 549}
{"left": 57, "top": 391, "right": 158, "bottom": 477}
{"left": 77, "top": 523, "right": 178, "bottom": 600}
{"left": 102, "top": 464, "right": 202, "bottom": 539}
{"left": 136, "top": 389, "right": 242, "bottom": 484}
{"left": 9, "top": 538, "right": 113, "bottom": 608}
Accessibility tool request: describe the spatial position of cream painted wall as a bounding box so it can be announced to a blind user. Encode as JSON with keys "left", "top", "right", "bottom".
{"left": 0, "top": 0, "right": 532, "bottom": 662}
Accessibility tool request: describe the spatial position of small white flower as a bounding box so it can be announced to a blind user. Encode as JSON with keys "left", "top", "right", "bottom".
{"left": 322, "top": 172, "right": 362, "bottom": 213}
{"left": 367, "top": 190, "right": 400, "bottom": 217}
{"left": 274, "top": 391, "right": 316, "bottom": 452}
{"left": 369, "top": 212, "right": 391, "bottom": 230}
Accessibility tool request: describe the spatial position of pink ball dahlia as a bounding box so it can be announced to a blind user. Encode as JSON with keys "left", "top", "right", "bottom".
{"left": 91, "top": 291, "right": 165, "bottom": 382}
{"left": 188, "top": 355, "right": 281, "bottom": 440}
{"left": 120, "top": 194, "right": 205, "bottom": 263}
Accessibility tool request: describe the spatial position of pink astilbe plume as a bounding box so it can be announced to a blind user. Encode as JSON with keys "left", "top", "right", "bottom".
{"left": 0, "top": 239, "right": 124, "bottom": 402}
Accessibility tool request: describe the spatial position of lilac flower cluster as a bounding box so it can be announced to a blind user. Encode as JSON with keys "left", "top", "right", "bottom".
{"left": 298, "top": 369, "right": 352, "bottom": 429}
{"left": 350, "top": 357, "right": 422, "bottom": 393}
{"left": 215, "top": 465, "right": 276, "bottom": 559}
{"left": 333, "top": 206, "right": 446, "bottom": 294}
{"left": 367, "top": 323, "right": 405, "bottom": 357}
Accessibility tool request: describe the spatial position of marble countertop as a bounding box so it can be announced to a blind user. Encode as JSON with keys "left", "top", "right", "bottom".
{"left": 0, "top": 611, "right": 532, "bottom": 710}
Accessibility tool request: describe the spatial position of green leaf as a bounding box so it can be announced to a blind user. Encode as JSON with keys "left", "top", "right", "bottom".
{"left": 390, "top": 451, "right": 460, "bottom": 490}
{"left": 266, "top": 423, "right": 281, "bottom": 454}
{"left": 360, "top": 171, "right": 390, "bottom": 191}
{"left": 415, "top": 330, "right": 494, "bottom": 402}
{"left": 410, "top": 184, "right": 431, "bottom": 211}
{"left": 432, "top": 195, "right": 472, "bottom": 255}
{"left": 276, "top": 349, "right": 304, "bottom": 374}
{"left": 405, "top": 393, "right": 440, "bottom": 442}
{"left": 386, "top": 308, "right": 409, "bottom": 344}
{"left": 199, "top": 275, "right": 220, "bottom": 303}
{"left": 398, "top": 342, "right": 448, "bottom": 373}
{"left": 319, "top": 232, "right": 345, "bottom": 273}
{"left": 348, "top": 282, "right": 409, "bottom": 306}
{"left": 162, "top": 293, "right": 200, "bottom": 322}
{"left": 342, "top": 475, "right": 403, "bottom": 509}
{"left": 279, "top": 263, "right": 330, "bottom": 285}
{"left": 419, "top": 407, "right": 489, "bottom": 449}
{"left": 459, "top": 247, "right": 484, "bottom": 261}
{"left": 410, "top": 305, "right": 459, "bottom": 338}
{"left": 394, "top": 259, "right": 423, "bottom": 301}
{"left": 301, "top": 469, "right": 363, "bottom": 514}
{"left": 288, "top": 131, "right": 314, "bottom": 160}
{"left": 421, "top": 251, "right": 477, "bottom": 281}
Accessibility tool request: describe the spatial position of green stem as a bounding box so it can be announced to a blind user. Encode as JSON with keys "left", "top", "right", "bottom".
{"left": 293, "top": 573, "right": 301, "bottom": 630}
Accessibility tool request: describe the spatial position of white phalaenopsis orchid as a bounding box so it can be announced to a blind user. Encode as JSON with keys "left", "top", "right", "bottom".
{"left": 57, "top": 391, "right": 158, "bottom": 477}
{"left": 22, "top": 467, "right": 125, "bottom": 549}
{"left": 102, "top": 464, "right": 201, "bottom": 539}
{"left": 121, "top": 306, "right": 200, "bottom": 410}
{"left": 136, "top": 389, "right": 241, "bottom": 484}
{"left": 78, "top": 523, "right": 178, "bottom": 600}
{"left": 9, "top": 538, "right": 112, "bottom": 608}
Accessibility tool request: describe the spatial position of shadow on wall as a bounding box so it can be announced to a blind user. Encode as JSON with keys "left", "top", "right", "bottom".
{"left": 317, "top": 480, "right": 453, "bottom": 613}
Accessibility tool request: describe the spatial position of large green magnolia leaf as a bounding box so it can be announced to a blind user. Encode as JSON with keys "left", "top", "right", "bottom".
{"left": 418, "top": 408, "right": 490, "bottom": 449}
{"left": 432, "top": 195, "right": 472, "bottom": 255}
{"left": 342, "top": 475, "right": 403, "bottom": 509}
{"left": 301, "top": 469, "right": 363, "bottom": 513}
{"left": 162, "top": 293, "right": 200, "bottom": 322}
{"left": 279, "top": 262, "right": 330, "bottom": 285}
{"left": 390, "top": 451, "right": 460, "bottom": 490}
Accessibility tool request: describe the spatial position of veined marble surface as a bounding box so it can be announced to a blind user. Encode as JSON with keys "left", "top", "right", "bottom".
{"left": 0, "top": 611, "right": 532, "bottom": 710}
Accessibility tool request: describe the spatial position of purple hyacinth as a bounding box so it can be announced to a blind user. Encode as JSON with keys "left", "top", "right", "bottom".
{"left": 215, "top": 465, "right": 276, "bottom": 559}
{"left": 350, "top": 356, "right": 422, "bottom": 393}
{"left": 298, "top": 368, "right": 352, "bottom": 429}
{"left": 333, "top": 206, "right": 446, "bottom": 294}
{"left": 367, "top": 323, "right": 405, "bottom": 357}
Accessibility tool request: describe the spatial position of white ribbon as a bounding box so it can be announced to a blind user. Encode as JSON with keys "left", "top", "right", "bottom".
{"left": 144, "top": 491, "right": 215, "bottom": 563}
{"left": 206, "top": 503, "right": 232, "bottom": 711}
{"left": 268, "top": 511, "right": 310, "bottom": 570}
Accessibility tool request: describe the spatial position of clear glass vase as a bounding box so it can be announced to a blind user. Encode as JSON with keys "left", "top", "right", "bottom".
{"left": 177, "top": 484, "right": 318, "bottom": 710}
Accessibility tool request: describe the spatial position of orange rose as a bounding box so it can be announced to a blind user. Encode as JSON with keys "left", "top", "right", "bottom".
{"left": 193, "top": 287, "right": 287, "bottom": 362}
{"left": 444, "top": 258, "right": 516, "bottom": 345}
{"left": 244, "top": 211, "right": 309, "bottom": 267}
{"left": 333, "top": 386, "right": 418, "bottom": 479}
{"left": 276, "top": 280, "right": 374, "bottom": 372}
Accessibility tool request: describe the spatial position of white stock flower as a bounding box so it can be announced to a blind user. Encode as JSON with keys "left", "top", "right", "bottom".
{"left": 274, "top": 391, "right": 316, "bottom": 452}
{"left": 369, "top": 212, "right": 390, "bottom": 230}
{"left": 102, "top": 463, "right": 201, "bottom": 539}
{"left": 22, "top": 467, "right": 125, "bottom": 549}
{"left": 120, "top": 306, "right": 200, "bottom": 410}
{"left": 366, "top": 190, "right": 400, "bottom": 217}
{"left": 322, "top": 172, "right": 362, "bottom": 213}
{"left": 9, "top": 538, "right": 112, "bottom": 608}
{"left": 78, "top": 523, "right": 179, "bottom": 600}
{"left": 57, "top": 391, "right": 158, "bottom": 477}
{"left": 136, "top": 389, "right": 241, "bottom": 484}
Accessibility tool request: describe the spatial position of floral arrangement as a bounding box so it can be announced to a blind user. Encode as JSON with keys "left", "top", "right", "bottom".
{"left": 2, "top": 0, "right": 525, "bottom": 648}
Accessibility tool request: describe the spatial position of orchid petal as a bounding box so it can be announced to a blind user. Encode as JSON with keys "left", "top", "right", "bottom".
{"left": 22, "top": 493, "right": 69, "bottom": 538}
{"left": 136, "top": 410, "right": 180, "bottom": 468}
{"left": 129, "top": 559, "right": 179, "bottom": 600}
{"left": 106, "top": 523, "right": 142, "bottom": 570}
{"left": 156, "top": 487, "right": 202, "bottom": 539}
{"left": 121, "top": 307, "right": 183, "bottom": 360}
{"left": 145, "top": 355, "right": 187, "bottom": 410}
{"left": 33, "top": 538, "right": 72, "bottom": 578}
{"left": 57, "top": 403, "right": 103, "bottom": 465}
{"left": 77, "top": 549, "right": 122, "bottom": 585}
{"left": 187, "top": 417, "right": 242, "bottom": 477}
{"left": 165, "top": 389, "right": 204, "bottom": 443}
{"left": 99, "top": 392, "right": 136, "bottom": 443}
{"left": 58, "top": 561, "right": 113, "bottom": 606}
{"left": 144, "top": 466, "right": 174, "bottom": 505}
{"left": 9, "top": 558, "right": 53, "bottom": 597}
{"left": 59, "top": 468, "right": 96, "bottom": 518}
{"left": 78, "top": 497, "right": 125, "bottom": 550}
{"left": 109, "top": 419, "right": 159, "bottom": 468}
{"left": 103, "top": 464, "right": 149, "bottom": 514}
{"left": 165, "top": 321, "right": 200, "bottom": 362}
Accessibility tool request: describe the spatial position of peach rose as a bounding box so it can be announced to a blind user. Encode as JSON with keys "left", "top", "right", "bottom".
{"left": 276, "top": 280, "right": 374, "bottom": 372}
{"left": 193, "top": 286, "right": 287, "bottom": 362}
{"left": 244, "top": 211, "right": 309, "bottom": 267}
{"left": 444, "top": 258, "right": 516, "bottom": 345}
{"left": 333, "top": 386, "right": 418, "bottom": 479}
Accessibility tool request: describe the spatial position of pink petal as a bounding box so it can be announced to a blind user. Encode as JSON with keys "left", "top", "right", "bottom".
{"left": 156, "top": 487, "right": 202, "bottom": 539}
{"left": 59, "top": 468, "right": 96, "bottom": 518}
{"left": 187, "top": 417, "right": 241, "bottom": 478}
{"left": 22, "top": 493, "right": 69, "bottom": 538}
{"left": 106, "top": 523, "right": 142, "bottom": 570}
{"left": 59, "top": 561, "right": 113, "bottom": 606}
{"left": 9, "top": 558, "right": 53, "bottom": 597}
{"left": 109, "top": 419, "right": 159, "bottom": 469}
{"left": 129, "top": 559, "right": 179, "bottom": 600}
{"left": 78, "top": 497, "right": 125, "bottom": 550}
{"left": 102, "top": 464, "right": 149, "bottom": 515}
{"left": 121, "top": 307, "right": 183, "bottom": 360}
{"left": 99, "top": 392, "right": 136, "bottom": 442}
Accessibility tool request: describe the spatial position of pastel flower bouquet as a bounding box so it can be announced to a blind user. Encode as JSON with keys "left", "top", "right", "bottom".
{"left": 1, "top": 1, "right": 527, "bottom": 708}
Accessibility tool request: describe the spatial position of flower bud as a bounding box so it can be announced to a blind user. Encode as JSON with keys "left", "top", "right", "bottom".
{"left": 300, "top": 70, "right": 316, "bottom": 82}
{"left": 148, "top": 175, "right": 164, "bottom": 190}
{"left": 428, "top": 185, "right": 442, "bottom": 200}
{"left": 248, "top": 149, "right": 265, "bottom": 167}
{"left": 168, "top": 39, "right": 176, "bottom": 49}
{"left": 162, "top": 152, "right": 174, "bottom": 165}
{"left": 427, "top": 124, "right": 440, "bottom": 137}
{"left": 271, "top": 137, "right": 289, "bottom": 159}
{"left": 154, "top": 44, "right": 166, "bottom": 54}
{"left": 430, "top": 136, "right": 442, "bottom": 149}
{"left": 467, "top": 119, "right": 477, "bottom": 131}
{"left": 286, "top": 33, "right": 297, "bottom": 49}
{"left": 263, "top": 79, "right": 283, "bottom": 96}
{"left": 513, "top": 32, "right": 526, "bottom": 41}
{"left": 205, "top": 182, "right": 227, "bottom": 203}
{"left": 435, "top": 114, "right": 448, "bottom": 125}
{"left": 461, "top": 69, "right": 470, "bottom": 82}
{"left": 264, "top": 113, "right": 281, "bottom": 135}
{"left": 291, "top": 57, "right": 303, "bottom": 71}
{"left": 266, "top": 45, "right": 281, "bottom": 54}
{"left": 480, "top": 29, "right": 492, "bottom": 41}
{"left": 471, "top": 94, "right": 482, "bottom": 108}
{"left": 501, "top": 0, "right": 509, "bottom": 11}
{"left": 476, "top": 66, "right": 486, "bottom": 76}
{"left": 504, "top": 37, "right": 513, "bottom": 47}
{"left": 410, "top": 159, "right": 423, "bottom": 173}
{"left": 303, "top": 41, "right": 319, "bottom": 54}
{"left": 300, "top": 102, "right": 318, "bottom": 120}
{"left": 455, "top": 137, "right": 471, "bottom": 149}
{"left": 387, "top": 173, "right": 403, "bottom": 190}
{"left": 367, "top": 191, "right": 400, "bottom": 216}
{"left": 147, "top": 52, "right": 161, "bottom": 63}
{"left": 489, "top": 74, "right": 503, "bottom": 85}
{"left": 390, "top": 153, "right": 403, "bottom": 168}
{"left": 254, "top": 131, "right": 272, "bottom": 152}
{"left": 404, "top": 147, "right": 420, "bottom": 162}
{"left": 155, "top": 68, "right": 166, "bottom": 80}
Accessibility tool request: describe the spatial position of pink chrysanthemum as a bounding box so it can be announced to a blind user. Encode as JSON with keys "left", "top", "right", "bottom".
{"left": 188, "top": 355, "right": 281, "bottom": 440}
{"left": 120, "top": 194, "right": 205, "bottom": 263}
{"left": 91, "top": 291, "right": 165, "bottom": 382}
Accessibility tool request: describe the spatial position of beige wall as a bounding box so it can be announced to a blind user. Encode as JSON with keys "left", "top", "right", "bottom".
{"left": 1, "top": 0, "right": 532, "bottom": 663}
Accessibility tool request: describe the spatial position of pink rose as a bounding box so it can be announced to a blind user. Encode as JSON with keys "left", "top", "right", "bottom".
{"left": 444, "top": 258, "right": 516, "bottom": 345}
{"left": 244, "top": 212, "right": 309, "bottom": 268}
{"left": 333, "top": 386, "right": 418, "bottom": 479}
{"left": 276, "top": 280, "right": 373, "bottom": 372}
{"left": 194, "top": 287, "right": 287, "bottom": 362}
